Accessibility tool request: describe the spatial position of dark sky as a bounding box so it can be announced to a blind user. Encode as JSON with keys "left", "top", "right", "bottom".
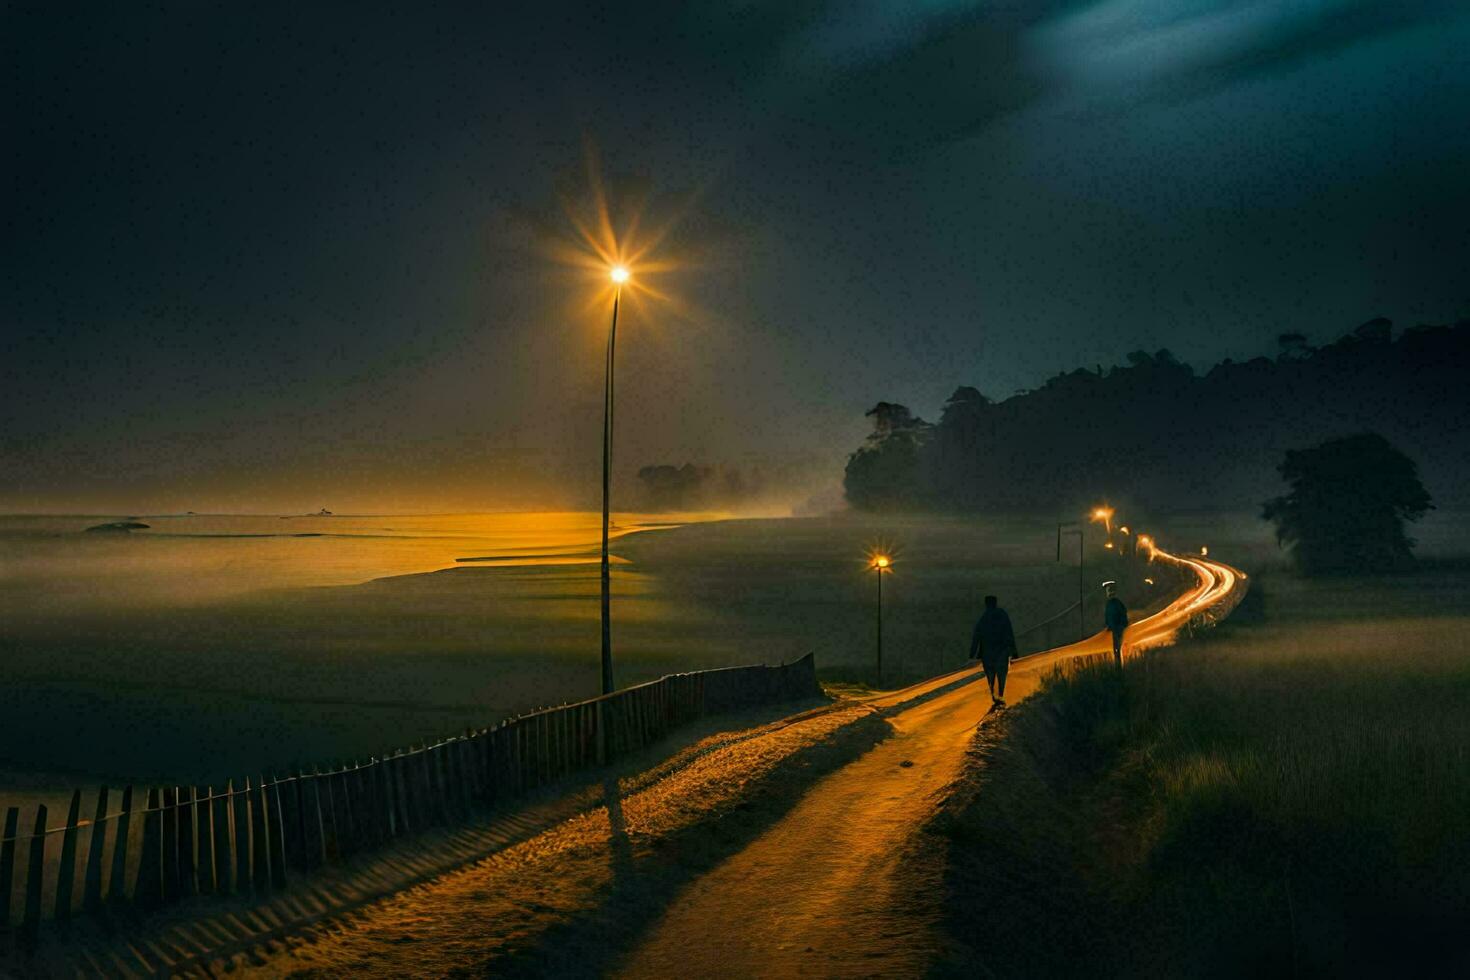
{"left": 5, "top": 1, "right": 1469, "bottom": 512}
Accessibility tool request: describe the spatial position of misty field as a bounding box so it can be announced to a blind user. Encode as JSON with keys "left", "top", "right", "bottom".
{"left": 935, "top": 546, "right": 1470, "bottom": 976}
{"left": 0, "top": 511, "right": 1152, "bottom": 795}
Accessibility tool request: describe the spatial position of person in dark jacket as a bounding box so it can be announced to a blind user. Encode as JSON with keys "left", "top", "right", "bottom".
{"left": 1104, "top": 582, "right": 1129, "bottom": 668}
{"left": 969, "top": 595, "right": 1018, "bottom": 706}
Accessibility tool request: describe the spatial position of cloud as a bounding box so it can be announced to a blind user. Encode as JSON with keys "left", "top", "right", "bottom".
{"left": 1033, "top": 0, "right": 1466, "bottom": 100}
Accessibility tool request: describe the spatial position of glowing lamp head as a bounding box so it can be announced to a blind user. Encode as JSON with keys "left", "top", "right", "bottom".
{"left": 610, "top": 265, "right": 630, "bottom": 284}
{"left": 1092, "top": 507, "right": 1112, "bottom": 520}
{"left": 873, "top": 555, "right": 891, "bottom": 570}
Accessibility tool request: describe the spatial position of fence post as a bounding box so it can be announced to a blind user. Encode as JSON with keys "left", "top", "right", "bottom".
{"left": 22, "top": 804, "right": 48, "bottom": 943}
{"left": 54, "top": 789, "right": 82, "bottom": 922}
{"left": 108, "top": 787, "right": 134, "bottom": 907}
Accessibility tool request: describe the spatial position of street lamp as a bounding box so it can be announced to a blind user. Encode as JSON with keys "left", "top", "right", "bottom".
{"left": 870, "top": 555, "right": 892, "bottom": 686}
{"left": 1091, "top": 506, "right": 1114, "bottom": 536}
{"left": 599, "top": 264, "right": 629, "bottom": 695}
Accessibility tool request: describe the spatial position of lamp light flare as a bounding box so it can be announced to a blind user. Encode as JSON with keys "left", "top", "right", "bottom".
{"left": 873, "top": 555, "right": 891, "bottom": 570}
{"left": 610, "top": 265, "right": 630, "bottom": 284}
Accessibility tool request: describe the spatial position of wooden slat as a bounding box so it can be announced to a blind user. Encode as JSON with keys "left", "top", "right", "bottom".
{"left": 135, "top": 788, "right": 164, "bottom": 910}
{"left": 414, "top": 748, "right": 435, "bottom": 827}
{"left": 264, "top": 779, "right": 288, "bottom": 888}
{"left": 233, "top": 777, "right": 253, "bottom": 893}
{"left": 388, "top": 754, "right": 409, "bottom": 838}
{"left": 251, "top": 777, "right": 271, "bottom": 891}
{"left": 178, "top": 786, "right": 198, "bottom": 899}
{"left": 212, "top": 783, "right": 234, "bottom": 895}
{"left": 278, "top": 776, "right": 305, "bottom": 872}
{"left": 196, "top": 787, "right": 216, "bottom": 895}
{"left": 81, "top": 789, "right": 108, "bottom": 914}
{"left": 355, "top": 764, "right": 376, "bottom": 846}
{"left": 342, "top": 765, "right": 362, "bottom": 853}
{"left": 161, "top": 787, "right": 180, "bottom": 904}
{"left": 397, "top": 756, "right": 419, "bottom": 839}
{"left": 54, "top": 789, "right": 82, "bottom": 921}
{"left": 318, "top": 768, "right": 340, "bottom": 862}
{"left": 21, "top": 804, "right": 47, "bottom": 942}
{"left": 0, "top": 806, "right": 18, "bottom": 929}
{"left": 303, "top": 772, "right": 327, "bottom": 868}
{"left": 108, "top": 787, "right": 134, "bottom": 906}
{"left": 446, "top": 742, "right": 465, "bottom": 816}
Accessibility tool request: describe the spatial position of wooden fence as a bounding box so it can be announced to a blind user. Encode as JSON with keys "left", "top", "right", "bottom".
{"left": 0, "top": 653, "right": 820, "bottom": 945}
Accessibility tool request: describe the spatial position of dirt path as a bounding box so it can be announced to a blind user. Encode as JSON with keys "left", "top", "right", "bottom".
{"left": 615, "top": 552, "right": 1239, "bottom": 977}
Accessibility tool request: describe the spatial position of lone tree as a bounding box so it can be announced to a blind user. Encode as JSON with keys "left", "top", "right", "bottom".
{"left": 1262, "top": 433, "right": 1432, "bottom": 575}
{"left": 843, "top": 402, "right": 932, "bottom": 510}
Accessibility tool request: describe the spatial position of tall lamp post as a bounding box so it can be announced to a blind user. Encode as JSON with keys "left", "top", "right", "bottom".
{"left": 1057, "top": 521, "right": 1084, "bottom": 642}
{"left": 870, "top": 555, "right": 891, "bottom": 686}
{"left": 600, "top": 264, "right": 630, "bottom": 695}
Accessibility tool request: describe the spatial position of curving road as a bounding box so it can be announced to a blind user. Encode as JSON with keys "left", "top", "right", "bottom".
{"left": 615, "top": 549, "right": 1244, "bottom": 977}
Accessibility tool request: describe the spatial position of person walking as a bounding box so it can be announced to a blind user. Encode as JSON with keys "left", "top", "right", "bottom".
{"left": 1104, "top": 581, "right": 1129, "bottom": 668}
{"left": 969, "top": 595, "right": 1017, "bottom": 707}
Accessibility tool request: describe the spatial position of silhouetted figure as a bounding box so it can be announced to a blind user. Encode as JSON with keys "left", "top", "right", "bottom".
{"left": 969, "top": 595, "right": 1017, "bottom": 706}
{"left": 1104, "top": 582, "right": 1129, "bottom": 667}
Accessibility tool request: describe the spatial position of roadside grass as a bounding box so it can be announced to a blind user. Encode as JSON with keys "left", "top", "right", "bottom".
{"left": 933, "top": 568, "right": 1470, "bottom": 978}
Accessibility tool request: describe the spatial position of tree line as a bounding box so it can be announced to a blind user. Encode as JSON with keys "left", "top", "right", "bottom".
{"left": 844, "top": 317, "right": 1470, "bottom": 513}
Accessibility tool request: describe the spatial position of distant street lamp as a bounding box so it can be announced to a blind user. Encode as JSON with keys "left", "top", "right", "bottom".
{"left": 600, "top": 265, "right": 629, "bottom": 695}
{"left": 870, "top": 555, "right": 892, "bottom": 686}
{"left": 1091, "top": 506, "right": 1114, "bottom": 536}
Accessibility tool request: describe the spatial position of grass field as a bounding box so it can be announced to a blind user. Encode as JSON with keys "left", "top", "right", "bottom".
{"left": 934, "top": 536, "right": 1470, "bottom": 976}
{"left": 0, "top": 511, "right": 1147, "bottom": 793}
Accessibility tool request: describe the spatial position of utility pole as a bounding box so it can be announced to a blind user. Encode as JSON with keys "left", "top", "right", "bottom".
{"left": 1058, "top": 521, "right": 1085, "bottom": 642}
